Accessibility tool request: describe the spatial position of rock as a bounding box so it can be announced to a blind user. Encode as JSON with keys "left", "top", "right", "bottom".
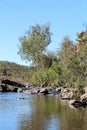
{"left": 70, "top": 100, "right": 83, "bottom": 107}
{"left": 0, "top": 78, "right": 26, "bottom": 92}
{"left": 0, "top": 85, "right": 2, "bottom": 92}
{"left": 1, "top": 84, "right": 8, "bottom": 92}
{"left": 31, "top": 87, "right": 40, "bottom": 94}
{"left": 49, "top": 88, "right": 57, "bottom": 95}
{"left": 69, "top": 99, "right": 76, "bottom": 105}
{"left": 84, "top": 87, "right": 87, "bottom": 94}
{"left": 17, "top": 87, "right": 23, "bottom": 93}
{"left": 80, "top": 93, "right": 87, "bottom": 101}
{"left": 1, "top": 79, "right": 25, "bottom": 88}
{"left": 39, "top": 88, "right": 48, "bottom": 95}
{"left": 13, "top": 87, "right": 18, "bottom": 92}
{"left": 69, "top": 98, "right": 87, "bottom": 108}
{"left": 60, "top": 88, "right": 73, "bottom": 100}
{"left": 7, "top": 85, "right": 18, "bottom": 92}
{"left": 61, "top": 91, "right": 73, "bottom": 100}
{"left": 22, "top": 87, "right": 40, "bottom": 94}
{"left": 56, "top": 87, "right": 62, "bottom": 94}
{"left": 23, "top": 90, "right": 32, "bottom": 94}
{"left": 1, "top": 84, "right": 18, "bottom": 92}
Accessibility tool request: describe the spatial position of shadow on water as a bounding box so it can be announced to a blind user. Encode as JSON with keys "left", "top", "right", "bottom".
{"left": 0, "top": 93, "right": 87, "bottom": 130}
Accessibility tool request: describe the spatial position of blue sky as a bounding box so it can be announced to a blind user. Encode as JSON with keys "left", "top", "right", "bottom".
{"left": 0, "top": 0, "right": 87, "bottom": 65}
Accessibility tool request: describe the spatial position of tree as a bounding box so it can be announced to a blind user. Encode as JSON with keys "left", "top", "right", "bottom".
{"left": 60, "top": 32, "right": 87, "bottom": 88}
{"left": 58, "top": 37, "right": 74, "bottom": 86}
{"left": 18, "top": 24, "right": 52, "bottom": 66}
{"left": 74, "top": 31, "right": 87, "bottom": 87}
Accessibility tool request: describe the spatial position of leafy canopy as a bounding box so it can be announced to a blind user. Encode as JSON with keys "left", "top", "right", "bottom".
{"left": 18, "top": 24, "right": 52, "bottom": 65}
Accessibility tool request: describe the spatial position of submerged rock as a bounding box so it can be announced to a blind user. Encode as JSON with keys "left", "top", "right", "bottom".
{"left": 69, "top": 99, "right": 87, "bottom": 108}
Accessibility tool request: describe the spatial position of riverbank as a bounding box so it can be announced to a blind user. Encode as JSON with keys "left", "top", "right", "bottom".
{"left": 0, "top": 77, "right": 87, "bottom": 108}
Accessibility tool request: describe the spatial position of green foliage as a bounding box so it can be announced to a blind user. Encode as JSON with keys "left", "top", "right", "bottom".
{"left": 18, "top": 24, "right": 51, "bottom": 65}
{"left": 2, "top": 68, "right": 8, "bottom": 76}
{"left": 58, "top": 37, "right": 75, "bottom": 86}
{"left": 1, "top": 24, "right": 86, "bottom": 88}
{"left": 17, "top": 25, "right": 87, "bottom": 88}
{"left": 58, "top": 32, "right": 87, "bottom": 88}
{"left": 0, "top": 61, "right": 30, "bottom": 83}
{"left": 30, "top": 68, "right": 59, "bottom": 86}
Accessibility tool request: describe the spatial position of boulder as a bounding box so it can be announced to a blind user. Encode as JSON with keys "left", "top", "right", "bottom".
{"left": 56, "top": 87, "right": 62, "bottom": 94}
{"left": 23, "top": 90, "right": 32, "bottom": 94}
{"left": 84, "top": 87, "right": 87, "bottom": 94}
{"left": 17, "top": 87, "right": 23, "bottom": 93}
{"left": 0, "top": 78, "right": 26, "bottom": 92}
{"left": 0, "top": 85, "right": 2, "bottom": 92}
{"left": 69, "top": 100, "right": 82, "bottom": 107}
{"left": 69, "top": 97, "right": 87, "bottom": 108}
{"left": 61, "top": 91, "right": 73, "bottom": 100}
{"left": 80, "top": 93, "right": 87, "bottom": 101}
{"left": 6, "top": 85, "right": 18, "bottom": 92}
{"left": 1, "top": 79, "right": 25, "bottom": 88}
{"left": 39, "top": 88, "right": 48, "bottom": 95}
{"left": 1, "top": 84, "right": 18, "bottom": 92}
{"left": 1, "top": 84, "right": 8, "bottom": 92}
{"left": 30, "top": 87, "right": 40, "bottom": 94}
{"left": 60, "top": 88, "right": 73, "bottom": 100}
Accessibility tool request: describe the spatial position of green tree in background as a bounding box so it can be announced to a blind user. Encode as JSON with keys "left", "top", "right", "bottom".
{"left": 18, "top": 23, "right": 87, "bottom": 88}
{"left": 18, "top": 24, "right": 51, "bottom": 66}
{"left": 58, "top": 37, "right": 74, "bottom": 86}
{"left": 74, "top": 31, "right": 87, "bottom": 87}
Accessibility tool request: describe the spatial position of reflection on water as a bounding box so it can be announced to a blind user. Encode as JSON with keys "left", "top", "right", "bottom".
{"left": 0, "top": 93, "right": 87, "bottom": 130}
{"left": 18, "top": 96, "right": 61, "bottom": 130}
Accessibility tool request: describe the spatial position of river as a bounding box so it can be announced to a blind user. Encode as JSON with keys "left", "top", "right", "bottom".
{"left": 0, "top": 92, "right": 87, "bottom": 130}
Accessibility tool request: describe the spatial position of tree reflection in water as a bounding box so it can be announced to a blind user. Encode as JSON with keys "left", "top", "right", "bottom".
{"left": 18, "top": 95, "right": 87, "bottom": 130}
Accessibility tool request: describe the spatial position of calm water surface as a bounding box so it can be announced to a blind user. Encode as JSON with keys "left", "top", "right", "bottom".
{"left": 0, "top": 92, "right": 87, "bottom": 130}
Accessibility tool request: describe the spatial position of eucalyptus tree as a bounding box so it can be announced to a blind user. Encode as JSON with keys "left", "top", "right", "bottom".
{"left": 58, "top": 37, "right": 74, "bottom": 86}
{"left": 18, "top": 24, "right": 52, "bottom": 67}
{"left": 62, "top": 31, "right": 87, "bottom": 88}
{"left": 75, "top": 31, "right": 87, "bottom": 87}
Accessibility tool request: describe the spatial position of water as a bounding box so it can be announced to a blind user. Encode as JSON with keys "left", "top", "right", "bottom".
{"left": 0, "top": 93, "right": 87, "bottom": 130}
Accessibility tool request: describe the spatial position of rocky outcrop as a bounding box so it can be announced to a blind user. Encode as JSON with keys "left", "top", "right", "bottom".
{"left": 0, "top": 78, "right": 26, "bottom": 92}
{"left": 0, "top": 84, "right": 18, "bottom": 92}
{"left": 69, "top": 99, "right": 87, "bottom": 108}
{"left": 22, "top": 87, "right": 40, "bottom": 94}
{"left": 39, "top": 88, "right": 48, "bottom": 95}
{"left": 57, "top": 87, "right": 74, "bottom": 100}
{"left": 1, "top": 77, "right": 87, "bottom": 108}
{"left": 22, "top": 87, "right": 56, "bottom": 95}
{"left": 22, "top": 87, "right": 49, "bottom": 95}
{"left": 1, "top": 79, "right": 25, "bottom": 87}
{"left": 68, "top": 87, "right": 87, "bottom": 108}
{"left": 80, "top": 93, "right": 87, "bottom": 101}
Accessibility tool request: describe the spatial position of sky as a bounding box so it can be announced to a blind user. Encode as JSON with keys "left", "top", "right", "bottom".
{"left": 0, "top": 0, "right": 87, "bottom": 66}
